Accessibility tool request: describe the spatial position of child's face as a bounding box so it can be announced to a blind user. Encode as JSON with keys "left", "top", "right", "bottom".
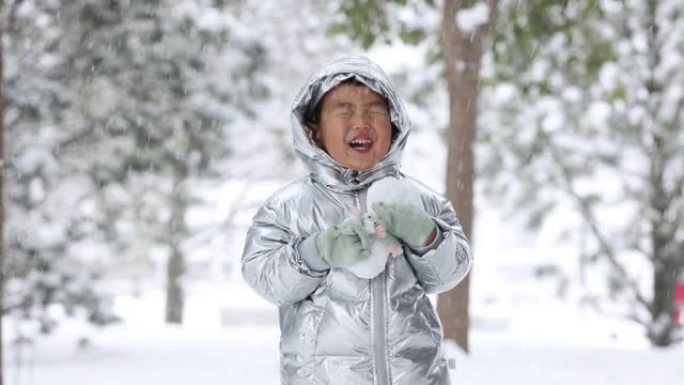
{"left": 314, "top": 84, "right": 392, "bottom": 171}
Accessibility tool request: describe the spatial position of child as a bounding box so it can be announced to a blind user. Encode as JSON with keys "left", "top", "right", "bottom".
{"left": 241, "top": 56, "right": 471, "bottom": 385}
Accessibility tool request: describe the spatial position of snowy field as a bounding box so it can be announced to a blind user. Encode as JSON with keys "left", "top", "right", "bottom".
{"left": 4, "top": 275, "right": 683, "bottom": 385}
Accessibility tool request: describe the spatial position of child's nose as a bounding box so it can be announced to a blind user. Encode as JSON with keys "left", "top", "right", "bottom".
{"left": 351, "top": 111, "right": 372, "bottom": 129}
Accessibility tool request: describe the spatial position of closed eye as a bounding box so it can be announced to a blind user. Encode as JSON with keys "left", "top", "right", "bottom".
{"left": 332, "top": 104, "right": 353, "bottom": 116}
{"left": 366, "top": 101, "right": 389, "bottom": 115}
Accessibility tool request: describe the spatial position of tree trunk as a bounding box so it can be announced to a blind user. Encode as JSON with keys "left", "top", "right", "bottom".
{"left": 165, "top": 163, "right": 188, "bottom": 324}
{"left": 648, "top": 92, "right": 679, "bottom": 347}
{"left": 0, "top": 6, "right": 5, "bottom": 385}
{"left": 165, "top": 244, "right": 185, "bottom": 323}
{"left": 644, "top": 0, "right": 681, "bottom": 347}
{"left": 0, "top": 8, "right": 5, "bottom": 383}
{"left": 438, "top": 0, "right": 496, "bottom": 353}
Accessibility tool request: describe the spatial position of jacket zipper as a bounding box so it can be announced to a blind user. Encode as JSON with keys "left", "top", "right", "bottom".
{"left": 372, "top": 272, "right": 389, "bottom": 385}
{"left": 355, "top": 189, "right": 390, "bottom": 385}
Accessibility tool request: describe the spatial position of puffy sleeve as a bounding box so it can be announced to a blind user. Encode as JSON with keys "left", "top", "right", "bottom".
{"left": 403, "top": 188, "right": 472, "bottom": 294}
{"left": 241, "top": 197, "right": 327, "bottom": 307}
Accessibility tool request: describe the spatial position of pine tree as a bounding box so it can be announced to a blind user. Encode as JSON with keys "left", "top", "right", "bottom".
{"left": 2, "top": 0, "right": 119, "bottom": 340}
{"left": 2, "top": 0, "right": 270, "bottom": 335}
{"left": 54, "top": 0, "right": 269, "bottom": 324}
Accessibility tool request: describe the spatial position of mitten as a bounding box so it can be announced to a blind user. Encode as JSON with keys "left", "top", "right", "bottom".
{"left": 316, "top": 216, "right": 372, "bottom": 268}
{"left": 372, "top": 202, "right": 435, "bottom": 248}
{"left": 347, "top": 221, "right": 403, "bottom": 279}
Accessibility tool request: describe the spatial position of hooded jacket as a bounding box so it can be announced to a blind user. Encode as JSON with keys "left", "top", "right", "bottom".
{"left": 241, "top": 56, "right": 472, "bottom": 385}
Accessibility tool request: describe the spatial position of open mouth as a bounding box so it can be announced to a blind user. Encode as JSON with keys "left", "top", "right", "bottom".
{"left": 349, "top": 137, "right": 373, "bottom": 153}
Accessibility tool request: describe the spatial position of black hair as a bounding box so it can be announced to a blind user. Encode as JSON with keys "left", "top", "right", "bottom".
{"left": 304, "top": 78, "right": 367, "bottom": 126}
{"left": 304, "top": 96, "right": 324, "bottom": 127}
{"left": 304, "top": 78, "right": 399, "bottom": 142}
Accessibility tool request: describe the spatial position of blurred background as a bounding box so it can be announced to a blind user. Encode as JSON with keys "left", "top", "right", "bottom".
{"left": 1, "top": 0, "right": 683, "bottom": 384}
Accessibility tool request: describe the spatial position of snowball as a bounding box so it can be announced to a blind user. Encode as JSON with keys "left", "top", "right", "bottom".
{"left": 347, "top": 240, "right": 391, "bottom": 279}
{"left": 367, "top": 176, "right": 423, "bottom": 214}
{"left": 346, "top": 176, "right": 421, "bottom": 280}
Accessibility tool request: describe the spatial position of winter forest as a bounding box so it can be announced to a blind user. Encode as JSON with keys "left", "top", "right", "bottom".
{"left": 1, "top": 0, "right": 683, "bottom": 384}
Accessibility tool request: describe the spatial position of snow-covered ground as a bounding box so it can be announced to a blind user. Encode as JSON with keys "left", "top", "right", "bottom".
{"left": 4, "top": 264, "right": 683, "bottom": 385}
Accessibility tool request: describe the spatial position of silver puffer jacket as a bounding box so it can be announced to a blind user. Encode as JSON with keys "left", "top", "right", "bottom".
{"left": 242, "top": 56, "right": 471, "bottom": 385}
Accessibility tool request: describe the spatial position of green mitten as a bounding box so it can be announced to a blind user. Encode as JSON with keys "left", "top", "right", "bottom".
{"left": 372, "top": 202, "right": 435, "bottom": 248}
{"left": 316, "top": 216, "right": 372, "bottom": 268}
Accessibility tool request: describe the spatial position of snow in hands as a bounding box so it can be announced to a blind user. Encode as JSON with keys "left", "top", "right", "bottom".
{"left": 345, "top": 176, "right": 424, "bottom": 279}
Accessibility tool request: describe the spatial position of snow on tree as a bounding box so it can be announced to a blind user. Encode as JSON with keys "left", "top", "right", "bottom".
{"left": 480, "top": 0, "right": 684, "bottom": 347}
{"left": 2, "top": 0, "right": 119, "bottom": 339}
{"left": 53, "top": 0, "right": 272, "bottom": 324}
{"left": 221, "top": 0, "right": 364, "bottom": 180}
{"left": 2, "top": 0, "right": 272, "bottom": 333}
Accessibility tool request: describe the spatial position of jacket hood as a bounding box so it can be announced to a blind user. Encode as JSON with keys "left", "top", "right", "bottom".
{"left": 291, "top": 56, "right": 411, "bottom": 192}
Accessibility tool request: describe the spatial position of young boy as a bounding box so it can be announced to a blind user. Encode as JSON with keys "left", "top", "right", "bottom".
{"left": 241, "top": 56, "right": 471, "bottom": 385}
